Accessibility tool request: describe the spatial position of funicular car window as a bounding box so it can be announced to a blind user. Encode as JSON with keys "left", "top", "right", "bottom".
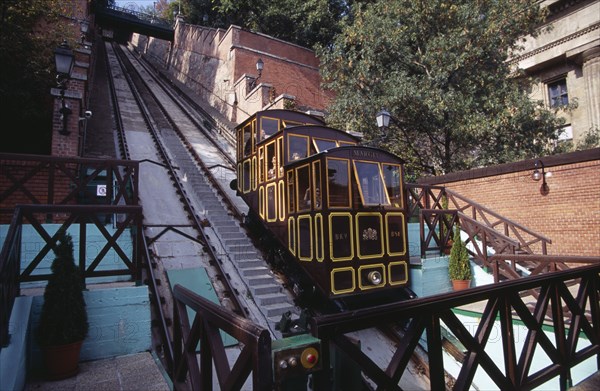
{"left": 260, "top": 117, "right": 279, "bottom": 141}
{"left": 353, "top": 161, "right": 390, "bottom": 206}
{"left": 243, "top": 123, "right": 252, "bottom": 157}
{"left": 383, "top": 164, "right": 403, "bottom": 208}
{"left": 266, "top": 142, "right": 278, "bottom": 180}
{"left": 289, "top": 134, "right": 309, "bottom": 161}
{"left": 296, "top": 165, "right": 311, "bottom": 212}
{"left": 313, "top": 161, "right": 322, "bottom": 210}
{"left": 287, "top": 171, "right": 295, "bottom": 213}
{"left": 314, "top": 138, "right": 337, "bottom": 153}
{"left": 327, "top": 158, "right": 350, "bottom": 208}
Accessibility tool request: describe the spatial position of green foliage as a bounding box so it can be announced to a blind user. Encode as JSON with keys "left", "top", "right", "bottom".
{"left": 318, "top": 0, "right": 566, "bottom": 177}
{"left": 576, "top": 127, "right": 600, "bottom": 150}
{"left": 183, "top": 0, "right": 351, "bottom": 48}
{"left": 0, "top": 0, "right": 78, "bottom": 154}
{"left": 448, "top": 226, "right": 472, "bottom": 281}
{"left": 37, "top": 233, "right": 88, "bottom": 346}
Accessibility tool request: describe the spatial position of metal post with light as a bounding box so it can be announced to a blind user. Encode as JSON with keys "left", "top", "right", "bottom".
{"left": 80, "top": 20, "right": 90, "bottom": 44}
{"left": 375, "top": 108, "right": 393, "bottom": 146}
{"left": 531, "top": 159, "right": 551, "bottom": 195}
{"left": 54, "top": 40, "right": 75, "bottom": 136}
{"left": 248, "top": 58, "right": 264, "bottom": 91}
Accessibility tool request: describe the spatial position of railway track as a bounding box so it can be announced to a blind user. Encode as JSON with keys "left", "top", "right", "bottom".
{"left": 103, "top": 41, "right": 430, "bottom": 389}
{"left": 104, "top": 41, "right": 298, "bottom": 351}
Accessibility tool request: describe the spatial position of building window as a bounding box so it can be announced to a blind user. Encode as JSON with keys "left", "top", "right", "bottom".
{"left": 548, "top": 79, "right": 568, "bottom": 108}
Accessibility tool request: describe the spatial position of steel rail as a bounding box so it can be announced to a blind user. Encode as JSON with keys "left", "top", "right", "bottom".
{"left": 110, "top": 42, "right": 246, "bottom": 318}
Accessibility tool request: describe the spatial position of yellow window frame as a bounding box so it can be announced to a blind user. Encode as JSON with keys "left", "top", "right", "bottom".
{"left": 388, "top": 261, "right": 408, "bottom": 286}
{"left": 386, "top": 212, "right": 407, "bottom": 256}
{"left": 314, "top": 213, "right": 324, "bottom": 262}
{"left": 352, "top": 160, "right": 390, "bottom": 206}
{"left": 328, "top": 212, "right": 354, "bottom": 262}
{"left": 355, "top": 212, "right": 385, "bottom": 259}
{"left": 326, "top": 157, "right": 351, "bottom": 209}
{"left": 330, "top": 267, "right": 356, "bottom": 295}
{"left": 297, "top": 215, "right": 313, "bottom": 262}
{"left": 265, "top": 182, "right": 278, "bottom": 222}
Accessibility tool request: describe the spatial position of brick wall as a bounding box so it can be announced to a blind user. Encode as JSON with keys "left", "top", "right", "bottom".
{"left": 131, "top": 20, "right": 332, "bottom": 125}
{"left": 0, "top": 158, "right": 77, "bottom": 223}
{"left": 419, "top": 149, "right": 600, "bottom": 256}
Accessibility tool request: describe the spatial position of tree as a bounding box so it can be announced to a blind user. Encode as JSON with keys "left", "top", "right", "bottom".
{"left": 318, "top": 0, "right": 566, "bottom": 177}
{"left": 0, "top": 0, "right": 78, "bottom": 154}
{"left": 37, "top": 233, "right": 88, "bottom": 347}
{"left": 183, "top": 0, "right": 352, "bottom": 49}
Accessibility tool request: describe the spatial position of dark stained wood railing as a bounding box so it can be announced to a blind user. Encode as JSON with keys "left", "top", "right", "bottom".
{"left": 0, "top": 211, "right": 21, "bottom": 347}
{"left": 0, "top": 153, "right": 139, "bottom": 221}
{"left": 407, "top": 184, "right": 557, "bottom": 280}
{"left": 0, "top": 204, "right": 144, "bottom": 349}
{"left": 445, "top": 188, "right": 552, "bottom": 256}
{"left": 171, "top": 285, "right": 272, "bottom": 390}
{"left": 311, "top": 262, "right": 600, "bottom": 390}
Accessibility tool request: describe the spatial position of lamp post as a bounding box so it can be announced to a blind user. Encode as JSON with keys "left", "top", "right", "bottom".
{"left": 375, "top": 108, "right": 392, "bottom": 146}
{"left": 54, "top": 40, "right": 75, "bottom": 136}
{"left": 80, "top": 20, "right": 89, "bottom": 44}
{"left": 249, "top": 58, "right": 264, "bottom": 91}
{"left": 531, "top": 159, "right": 551, "bottom": 195}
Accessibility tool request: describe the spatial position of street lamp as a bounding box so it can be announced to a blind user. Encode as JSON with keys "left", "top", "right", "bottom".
{"left": 376, "top": 109, "right": 391, "bottom": 130}
{"left": 80, "top": 20, "right": 90, "bottom": 43}
{"left": 248, "top": 58, "right": 264, "bottom": 90}
{"left": 54, "top": 40, "right": 75, "bottom": 135}
{"left": 531, "top": 159, "right": 551, "bottom": 195}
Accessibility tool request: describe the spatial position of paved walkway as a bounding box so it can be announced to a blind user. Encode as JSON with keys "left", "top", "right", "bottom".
{"left": 25, "top": 352, "right": 170, "bottom": 391}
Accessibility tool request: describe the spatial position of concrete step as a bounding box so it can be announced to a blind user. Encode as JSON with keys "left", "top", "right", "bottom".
{"left": 211, "top": 218, "right": 238, "bottom": 227}
{"left": 245, "top": 274, "right": 275, "bottom": 286}
{"left": 257, "top": 293, "right": 290, "bottom": 306}
{"left": 242, "top": 266, "right": 270, "bottom": 277}
{"left": 236, "top": 259, "right": 265, "bottom": 269}
{"left": 215, "top": 225, "right": 243, "bottom": 233}
{"left": 251, "top": 284, "right": 282, "bottom": 295}
{"left": 223, "top": 237, "right": 251, "bottom": 247}
{"left": 263, "top": 302, "right": 294, "bottom": 318}
{"left": 227, "top": 244, "right": 256, "bottom": 254}
{"left": 230, "top": 251, "right": 258, "bottom": 261}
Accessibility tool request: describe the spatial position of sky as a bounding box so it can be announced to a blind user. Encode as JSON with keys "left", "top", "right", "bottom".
{"left": 116, "top": 1, "right": 160, "bottom": 12}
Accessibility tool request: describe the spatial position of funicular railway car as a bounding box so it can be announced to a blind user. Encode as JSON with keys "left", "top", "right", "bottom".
{"left": 236, "top": 109, "right": 410, "bottom": 303}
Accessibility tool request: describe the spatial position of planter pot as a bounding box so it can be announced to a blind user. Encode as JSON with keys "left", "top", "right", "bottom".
{"left": 42, "top": 340, "right": 83, "bottom": 380}
{"left": 452, "top": 279, "right": 471, "bottom": 291}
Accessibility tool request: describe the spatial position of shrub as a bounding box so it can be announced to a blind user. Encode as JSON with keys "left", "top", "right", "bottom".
{"left": 37, "top": 233, "right": 88, "bottom": 346}
{"left": 448, "top": 226, "right": 472, "bottom": 281}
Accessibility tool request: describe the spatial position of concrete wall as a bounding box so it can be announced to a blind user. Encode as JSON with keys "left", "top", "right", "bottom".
{"left": 419, "top": 149, "right": 600, "bottom": 256}
{"left": 28, "top": 286, "right": 152, "bottom": 374}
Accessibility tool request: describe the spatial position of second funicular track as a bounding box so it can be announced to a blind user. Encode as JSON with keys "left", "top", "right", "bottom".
{"left": 107, "top": 41, "right": 298, "bottom": 339}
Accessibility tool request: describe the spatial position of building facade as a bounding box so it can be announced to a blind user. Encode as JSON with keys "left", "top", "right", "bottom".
{"left": 513, "top": 0, "right": 600, "bottom": 143}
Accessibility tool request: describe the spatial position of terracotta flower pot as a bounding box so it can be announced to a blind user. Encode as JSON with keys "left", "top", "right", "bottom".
{"left": 452, "top": 279, "right": 471, "bottom": 291}
{"left": 42, "top": 340, "right": 83, "bottom": 380}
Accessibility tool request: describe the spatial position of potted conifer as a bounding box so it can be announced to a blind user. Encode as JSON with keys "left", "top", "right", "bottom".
{"left": 440, "top": 195, "right": 454, "bottom": 254}
{"left": 36, "top": 232, "right": 88, "bottom": 379}
{"left": 448, "top": 225, "right": 472, "bottom": 290}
